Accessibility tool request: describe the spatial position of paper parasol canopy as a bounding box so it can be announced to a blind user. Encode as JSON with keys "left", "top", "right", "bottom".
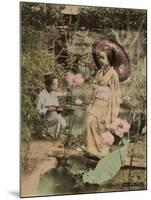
{"left": 92, "top": 39, "right": 131, "bottom": 82}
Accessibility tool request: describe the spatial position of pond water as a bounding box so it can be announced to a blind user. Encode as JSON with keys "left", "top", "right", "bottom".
{"left": 37, "top": 167, "right": 77, "bottom": 195}
{"left": 37, "top": 160, "right": 146, "bottom": 196}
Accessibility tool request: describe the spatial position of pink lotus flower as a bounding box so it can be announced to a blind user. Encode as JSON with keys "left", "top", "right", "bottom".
{"left": 66, "top": 72, "right": 75, "bottom": 85}
{"left": 110, "top": 118, "right": 130, "bottom": 138}
{"left": 101, "top": 131, "right": 115, "bottom": 146}
{"left": 121, "top": 120, "right": 130, "bottom": 132}
{"left": 66, "top": 72, "right": 84, "bottom": 86}
{"left": 74, "top": 73, "right": 84, "bottom": 86}
{"left": 110, "top": 118, "right": 123, "bottom": 130}
{"left": 115, "top": 127, "right": 124, "bottom": 138}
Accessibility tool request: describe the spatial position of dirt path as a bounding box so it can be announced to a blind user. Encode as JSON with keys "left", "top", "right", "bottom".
{"left": 21, "top": 139, "right": 63, "bottom": 197}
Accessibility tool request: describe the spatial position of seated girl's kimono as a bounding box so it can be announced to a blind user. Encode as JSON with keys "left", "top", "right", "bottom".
{"left": 36, "top": 89, "right": 66, "bottom": 139}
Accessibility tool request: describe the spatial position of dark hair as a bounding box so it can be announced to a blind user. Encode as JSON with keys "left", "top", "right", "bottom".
{"left": 102, "top": 48, "right": 117, "bottom": 66}
{"left": 44, "top": 73, "right": 56, "bottom": 86}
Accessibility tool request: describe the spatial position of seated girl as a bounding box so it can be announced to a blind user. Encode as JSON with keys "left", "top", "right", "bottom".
{"left": 36, "top": 72, "right": 66, "bottom": 140}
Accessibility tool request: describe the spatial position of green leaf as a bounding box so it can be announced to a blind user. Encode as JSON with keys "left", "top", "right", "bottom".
{"left": 82, "top": 139, "right": 129, "bottom": 185}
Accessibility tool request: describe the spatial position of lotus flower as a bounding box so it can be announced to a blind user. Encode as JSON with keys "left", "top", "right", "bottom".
{"left": 101, "top": 131, "right": 115, "bottom": 146}
{"left": 110, "top": 118, "right": 122, "bottom": 130}
{"left": 73, "top": 73, "right": 84, "bottom": 86}
{"left": 66, "top": 72, "right": 84, "bottom": 86}
{"left": 121, "top": 120, "right": 130, "bottom": 132}
{"left": 110, "top": 118, "right": 130, "bottom": 138}
{"left": 114, "top": 127, "right": 124, "bottom": 138}
{"left": 66, "top": 72, "right": 75, "bottom": 85}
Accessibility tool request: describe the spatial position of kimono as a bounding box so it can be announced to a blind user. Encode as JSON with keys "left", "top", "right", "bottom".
{"left": 84, "top": 67, "right": 121, "bottom": 158}
{"left": 36, "top": 89, "right": 66, "bottom": 139}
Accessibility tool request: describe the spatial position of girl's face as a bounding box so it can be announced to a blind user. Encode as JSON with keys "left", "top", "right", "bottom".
{"left": 99, "top": 51, "right": 110, "bottom": 68}
{"left": 51, "top": 78, "right": 58, "bottom": 91}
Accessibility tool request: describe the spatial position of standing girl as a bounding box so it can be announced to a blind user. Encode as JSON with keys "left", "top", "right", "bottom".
{"left": 84, "top": 48, "right": 121, "bottom": 158}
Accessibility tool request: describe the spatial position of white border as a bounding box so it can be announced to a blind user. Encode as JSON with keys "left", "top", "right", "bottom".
{"left": 0, "top": 0, "right": 150, "bottom": 199}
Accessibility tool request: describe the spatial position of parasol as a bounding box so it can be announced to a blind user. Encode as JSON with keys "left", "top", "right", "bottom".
{"left": 92, "top": 39, "right": 131, "bottom": 82}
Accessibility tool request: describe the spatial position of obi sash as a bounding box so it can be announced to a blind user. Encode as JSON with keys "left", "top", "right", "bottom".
{"left": 96, "top": 86, "right": 111, "bottom": 101}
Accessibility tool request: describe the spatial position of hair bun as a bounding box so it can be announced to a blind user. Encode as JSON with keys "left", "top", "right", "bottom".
{"left": 43, "top": 72, "right": 56, "bottom": 86}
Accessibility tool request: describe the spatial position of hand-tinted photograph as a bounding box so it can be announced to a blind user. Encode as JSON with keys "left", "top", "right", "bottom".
{"left": 20, "top": 2, "right": 147, "bottom": 197}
